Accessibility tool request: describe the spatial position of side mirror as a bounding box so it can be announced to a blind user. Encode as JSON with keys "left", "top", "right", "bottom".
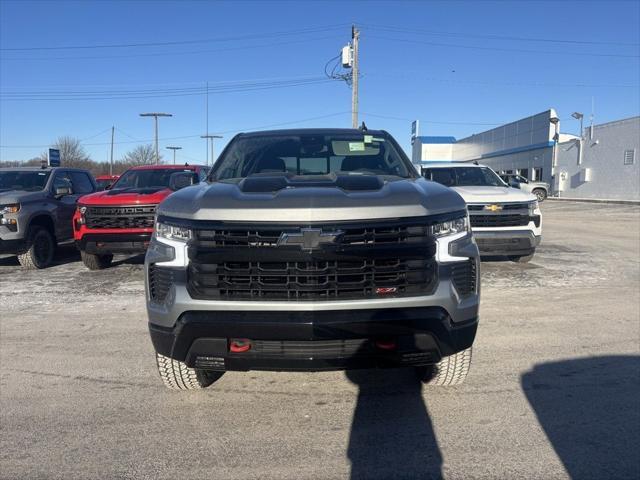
{"left": 55, "top": 186, "right": 72, "bottom": 197}
{"left": 169, "top": 171, "right": 198, "bottom": 191}
{"left": 509, "top": 179, "right": 520, "bottom": 188}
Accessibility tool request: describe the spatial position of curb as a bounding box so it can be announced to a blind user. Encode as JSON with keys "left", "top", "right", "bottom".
{"left": 547, "top": 197, "right": 640, "bottom": 206}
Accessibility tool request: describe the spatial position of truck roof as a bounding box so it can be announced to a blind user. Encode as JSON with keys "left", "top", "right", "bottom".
{"left": 421, "top": 162, "right": 487, "bottom": 169}
{"left": 0, "top": 166, "right": 89, "bottom": 172}
{"left": 236, "top": 128, "right": 388, "bottom": 138}
{"left": 127, "top": 164, "right": 206, "bottom": 171}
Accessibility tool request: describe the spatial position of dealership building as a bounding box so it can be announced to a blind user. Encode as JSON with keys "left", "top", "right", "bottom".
{"left": 412, "top": 109, "right": 640, "bottom": 202}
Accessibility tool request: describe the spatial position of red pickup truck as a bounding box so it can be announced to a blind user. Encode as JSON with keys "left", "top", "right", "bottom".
{"left": 73, "top": 164, "right": 208, "bottom": 269}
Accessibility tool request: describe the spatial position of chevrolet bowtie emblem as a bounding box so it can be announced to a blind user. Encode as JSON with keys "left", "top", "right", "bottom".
{"left": 484, "top": 204, "right": 503, "bottom": 212}
{"left": 277, "top": 228, "right": 344, "bottom": 250}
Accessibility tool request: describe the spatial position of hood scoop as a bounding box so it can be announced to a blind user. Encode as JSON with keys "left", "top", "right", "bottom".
{"left": 238, "top": 174, "right": 384, "bottom": 193}
{"left": 107, "top": 187, "right": 165, "bottom": 196}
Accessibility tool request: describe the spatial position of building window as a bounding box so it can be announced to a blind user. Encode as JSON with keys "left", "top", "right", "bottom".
{"left": 519, "top": 168, "right": 529, "bottom": 180}
{"left": 624, "top": 149, "right": 635, "bottom": 165}
{"left": 532, "top": 167, "right": 543, "bottom": 181}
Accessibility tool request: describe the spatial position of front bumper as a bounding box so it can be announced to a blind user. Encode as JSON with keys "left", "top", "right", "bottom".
{"left": 149, "top": 307, "right": 478, "bottom": 371}
{"left": 0, "top": 237, "right": 26, "bottom": 255}
{"left": 76, "top": 233, "right": 152, "bottom": 255}
{"left": 473, "top": 230, "right": 541, "bottom": 256}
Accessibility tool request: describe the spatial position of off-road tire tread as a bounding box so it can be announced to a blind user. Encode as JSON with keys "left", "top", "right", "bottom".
{"left": 17, "top": 226, "right": 55, "bottom": 270}
{"left": 155, "top": 353, "right": 221, "bottom": 390}
{"left": 421, "top": 347, "right": 472, "bottom": 386}
{"left": 80, "top": 251, "right": 113, "bottom": 270}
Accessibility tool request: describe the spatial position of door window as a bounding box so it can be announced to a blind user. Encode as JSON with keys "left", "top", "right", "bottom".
{"left": 70, "top": 172, "right": 94, "bottom": 194}
{"left": 52, "top": 172, "right": 72, "bottom": 191}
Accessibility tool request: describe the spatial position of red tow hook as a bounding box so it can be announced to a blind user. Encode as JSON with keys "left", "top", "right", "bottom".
{"left": 229, "top": 339, "right": 252, "bottom": 353}
{"left": 375, "top": 339, "right": 397, "bottom": 351}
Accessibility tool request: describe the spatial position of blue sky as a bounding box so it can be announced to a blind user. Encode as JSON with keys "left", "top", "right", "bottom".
{"left": 1, "top": 0, "right": 638, "bottom": 164}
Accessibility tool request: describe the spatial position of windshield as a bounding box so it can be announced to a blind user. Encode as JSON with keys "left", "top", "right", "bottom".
{"left": 112, "top": 168, "right": 191, "bottom": 189}
{"left": 424, "top": 167, "right": 507, "bottom": 187}
{"left": 95, "top": 179, "right": 113, "bottom": 190}
{"left": 212, "top": 133, "right": 413, "bottom": 181}
{"left": 0, "top": 171, "right": 51, "bottom": 192}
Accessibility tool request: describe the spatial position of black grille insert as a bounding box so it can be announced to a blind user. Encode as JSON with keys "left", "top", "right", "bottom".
{"left": 193, "top": 224, "right": 431, "bottom": 248}
{"left": 450, "top": 260, "right": 477, "bottom": 296}
{"left": 149, "top": 265, "right": 174, "bottom": 302}
{"left": 249, "top": 339, "right": 370, "bottom": 358}
{"left": 470, "top": 214, "right": 531, "bottom": 228}
{"left": 188, "top": 258, "right": 437, "bottom": 300}
{"left": 85, "top": 205, "right": 156, "bottom": 229}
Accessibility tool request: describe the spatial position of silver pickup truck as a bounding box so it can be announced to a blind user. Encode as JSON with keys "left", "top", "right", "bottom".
{"left": 0, "top": 167, "right": 96, "bottom": 268}
{"left": 145, "top": 128, "right": 480, "bottom": 390}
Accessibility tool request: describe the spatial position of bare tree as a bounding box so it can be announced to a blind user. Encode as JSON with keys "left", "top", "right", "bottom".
{"left": 38, "top": 136, "right": 93, "bottom": 169}
{"left": 121, "top": 144, "right": 160, "bottom": 166}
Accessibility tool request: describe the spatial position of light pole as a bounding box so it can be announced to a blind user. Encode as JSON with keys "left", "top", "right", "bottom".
{"left": 200, "top": 134, "right": 223, "bottom": 166}
{"left": 166, "top": 146, "right": 182, "bottom": 165}
{"left": 140, "top": 112, "right": 172, "bottom": 164}
{"left": 572, "top": 112, "right": 584, "bottom": 165}
{"left": 571, "top": 112, "right": 584, "bottom": 138}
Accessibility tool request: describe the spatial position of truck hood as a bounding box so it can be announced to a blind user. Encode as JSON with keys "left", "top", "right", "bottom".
{"left": 451, "top": 185, "right": 536, "bottom": 204}
{"left": 0, "top": 189, "right": 47, "bottom": 204}
{"left": 158, "top": 177, "right": 466, "bottom": 222}
{"left": 78, "top": 187, "right": 172, "bottom": 206}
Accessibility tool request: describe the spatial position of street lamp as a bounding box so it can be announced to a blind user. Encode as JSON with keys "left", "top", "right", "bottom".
{"left": 166, "top": 146, "right": 182, "bottom": 165}
{"left": 140, "top": 112, "right": 173, "bottom": 164}
{"left": 200, "top": 134, "right": 223, "bottom": 166}
{"left": 571, "top": 112, "right": 584, "bottom": 138}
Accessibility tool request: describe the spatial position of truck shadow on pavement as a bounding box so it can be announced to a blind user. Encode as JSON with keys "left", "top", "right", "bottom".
{"left": 522, "top": 355, "right": 640, "bottom": 480}
{"left": 345, "top": 367, "right": 443, "bottom": 480}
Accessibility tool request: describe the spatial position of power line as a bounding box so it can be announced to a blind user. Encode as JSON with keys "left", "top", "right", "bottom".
{"left": 360, "top": 112, "right": 502, "bottom": 126}
{"left": 360, "top": 23, "right": 640, "bottom": 47}
{"left": 0, "top": 112, "right": 351, "bottom": 149}
{"left": 366, "top": 34, "right": 640, "bottom": 59}
{"left": 365, "top": 72, "right": 640, "bottom": 89}
{"left": 0, "top": 24, "right": 349, "bottom": 51}
{"left": 1, "top": 34, "right": 345, "bottom": 62}
{"left": 0, "top": 77, "right": 336, "bottom": 101}
{"left": 79, "top": 127, "right": 113, "bottom": 141}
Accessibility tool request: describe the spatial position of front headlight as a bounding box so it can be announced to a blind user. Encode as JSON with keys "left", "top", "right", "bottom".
{"left": 0, "top": 204, "right": 20, "bottom": 214}
{"left": 155, "top": 221, "right": 192, "bottom": 242}
{"left": 430, "top": 215, "right": 469, "bottom": 238}
{"left": 528, "top": 200, "right": 539, "bottom": 214}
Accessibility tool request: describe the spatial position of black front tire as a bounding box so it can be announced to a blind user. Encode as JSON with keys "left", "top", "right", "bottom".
{"left": 17, "top": 226, "right": 56, "bottom": 269}
{"left": 155, "top": 353, "right": 224, "bottom": 390}
{"left": 80, "top": 251, "right": 113, "bottom": 270}
{"left": 416, "top": 347, "right": 472, "bottom": 386}
{"left": 533, "top": 189, "right": 547, "bottom": 202}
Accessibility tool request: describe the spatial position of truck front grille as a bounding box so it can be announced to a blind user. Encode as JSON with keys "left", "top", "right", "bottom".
{"left": 188, "top": 258, "right": 437, "bottom": 300}
{"left": 470, "top": 214, "right": 531, "bottom": 228}
{"left": 467, "top": 203, "right": 529, "bottom": 211}
{"left": 193, "top": 224, "right": 431, "bottom": 247}
{"left": 85, "top": 205, "right": 156, "bottom": 229}
{"left": 183, "top": 217, "right": 446, "bottom": 301}
{"left": 450, "top": 260, "right": 477, "bottom": 296}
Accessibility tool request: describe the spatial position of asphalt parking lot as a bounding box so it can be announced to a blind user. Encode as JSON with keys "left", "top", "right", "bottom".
{"left": 1, "top": 201, "right": 639, "bottom": 480}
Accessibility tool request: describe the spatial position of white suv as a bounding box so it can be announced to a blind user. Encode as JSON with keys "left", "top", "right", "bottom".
{"left": 423, "top": 162, "right": 541, "bottom": 263}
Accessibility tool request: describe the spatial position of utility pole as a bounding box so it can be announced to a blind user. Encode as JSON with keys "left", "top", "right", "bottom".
{"left": 205, "top": 81, "right": 209, "bottom": 165}
{"left": 109, "top": 126, "right": 114, "bottom": 176}
{"left": 166, "top": 146, "right": 182, "bottom": 165}
{"left": 351, "top": 25, "right": 360, "bottom": 129}
{"left": 201, "top": 134, "right": 223, "bottom": 166}
{"left": 140, "top": 112, "right": 173, "bottom": 164}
